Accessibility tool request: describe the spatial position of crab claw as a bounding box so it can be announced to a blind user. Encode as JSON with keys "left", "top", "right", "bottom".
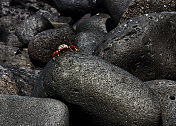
{"left": 52, "top": 57, "right": 56, "bottom": 61}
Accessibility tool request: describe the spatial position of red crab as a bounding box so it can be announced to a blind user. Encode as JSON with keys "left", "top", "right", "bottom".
{"left": 52, "top": 44, "right": 79, "bottom": 60}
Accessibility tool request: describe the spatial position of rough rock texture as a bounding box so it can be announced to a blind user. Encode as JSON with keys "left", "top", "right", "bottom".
{"left": 32, "top": 52, "right": 161, "bottom": 126}
{"left": 104, "top": 0, "right": 133, "bottom": 23}
{"left": 0, "top": 94, "right": 69, "bottom": 126}
{"left": 28, "top": 25, "right": 75, "bottom": 66}
{"left": 75, "top": 31, "right": 106, "bottom": 54}
{"left": 145, "top": 80, "right": 176, "bottom": 126}
{"left": 120, "top": 0, "right": 176, "bottom": 23}
{"left": 15, "top": 14, "right": 53, "bottom": 45}
{"left": 0, "top": 65, "right": 40, "bottom": 96}
{"left": 94, "top": 12, "right": 176, "bottom": 81}
{"left": 76, "top": 13, "right": 110, "bottom": 33}
{"left": 0, "top": 44, "right": 33, "bottom": 68}
{"left": 52, "top": 0, "right": 96, "bottom": 19}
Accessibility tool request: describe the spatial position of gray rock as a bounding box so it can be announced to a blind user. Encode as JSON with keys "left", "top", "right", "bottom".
{"left": 76, "top": 13, "right": 110, "bottom": 33}
{"left": 52, "top": 0, "right": 95, "bottom": 18}
{"left": 0, "top": 65, "right": 40, "bottom": 96}
{"left": 15, "top": 14, "right": 53, "bottom": 45}
{"left": 0, "top": 94, "right": 69, "bottom": 126}
{"left": 120, "top": 0, "right": 176, "bottom": 23}
{"left": 104, "top": 0, "right": 132, "bottom": 23}
{"left": 28, "top": 25, "right": 75, "bottom": 66}
{"left": 0, "top": 44, "right": 33, "bottom": 68}
{"left": 32, "top": 52, "right": 161, "bottom": 126}
{"left": 75, "top": 31, "right": 106, "bottom": 54}
{"left": 145, "top": 80, "right": 176, "bottom": 126}
{"left": 94, "top": 12, "right": 176, "bottom": 81}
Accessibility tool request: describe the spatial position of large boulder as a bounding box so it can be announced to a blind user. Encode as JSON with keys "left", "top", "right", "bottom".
{"left": 0, "top": 94, "right": 69, "bottom": 126}
{"left": 145, "top": 80, "right": 176, "bottom": 126}
{"left": 32, "top": 52, "right": 161, "bottom": 126}
{"left": 94, "top": 12, "right": 176, "bottom": 81}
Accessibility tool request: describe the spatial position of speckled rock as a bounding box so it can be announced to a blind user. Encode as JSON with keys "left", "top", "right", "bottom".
{"left": 28, "top": 25, "right": 75, "bottom": 67}
{"left": 104, "top": 0, "right": 132, "bottom": 23}
{"left": 32, "top": 52, "right": 161, "bottom": 126}
{"left": 145, "top": 80, "right": 176, "bottom": 126}
{"left": 15, "top": 14, "right": 53, "bottom": 45}
{"left": 94, "top": 12, "right": 176, "bottom": 81}
{"left": 52, "top": 0, "right": 96, "bottom": 19}
{"left": 0, "top": 65, "right": 40, "bottom": 96}
{"left": 75, "top": 31, "right": 106, "bottom": 54}
{"left": 0, "top": 94, "right": 69, "bottom": 126}
{"left": 76, "top": 13, "right": 110, "bottom": 33}
{"left": 0, "top": 44, "right": 33, "bottom": 68}
{"left": 120, "top": 0, "right": 176, "bottom": 23}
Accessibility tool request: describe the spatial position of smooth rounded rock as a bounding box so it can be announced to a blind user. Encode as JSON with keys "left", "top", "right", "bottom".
{"left": 32, "top": 52, "right": 161, "bottom": 126}
{"left": 28, "top": 25, "right": 75, "bottom": 66}
{"left": 52, "top": 0, "right": 96, "bottom": 19}
{"left": 0, "top": 94, "right": 69, "bottom": 126}
{"left": 94, "top": 12, "right": 176, "bottom": 81}
{"left": 15, "top": 14, "right": 53, "bottom": 45}
{"left": 76, "top": 13, "right": 110, "bottom": 33}
{"left": 104, "top": 0, "right": 132, "bottom": 23}
{"left": 120, "top": 0, "right": 176, "bottom": 23}
{"left": 75, "top": 31, "right": 106, "bottom": 54}
{"left": 145, "top": 80, "right": 176, "bottom": 126}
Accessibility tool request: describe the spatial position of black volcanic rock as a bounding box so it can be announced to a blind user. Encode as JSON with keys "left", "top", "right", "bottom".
{"left": 0, "top": 44, "right": 33, "bottom": 68}
{"left": 28, "top": 25, "right": 75, "bottom": 67}
{"left": 75, "top": 31, "right": 106, "bottom": 54}
{"left": 0, "top": 94, "right": 69, "bottom": 126}
{"left": 104, "top": 0, "right": 132, "bottom": 23}
{"left": 76, "top": 13, "right": 110, "bottom": 33}
{"left": 120, "top": 0, "right": 176, "bottom": 23}
{"left": 15, "top": 14, "right": 53, "bottom": 45}
{"left": 52, "top": 0, "right": 96, "bottom": 19}
{"left": 94, "top": 12, "right": 176, "bottom": 81}
{"left": 0, "top": 65, "right": 40, "bottom": 96}
{"left": 32, "top": 52, "right": 161, "bottom": 126}
{"left": 145, "top": 80, "right": 176, "bottom": 126}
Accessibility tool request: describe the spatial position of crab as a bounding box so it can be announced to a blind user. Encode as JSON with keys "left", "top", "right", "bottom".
{"left": 52, "top": 44, "right": 79, "bottom": 60}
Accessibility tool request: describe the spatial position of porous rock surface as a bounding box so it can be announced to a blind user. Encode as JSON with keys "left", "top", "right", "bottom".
{"left": 75, "top": 30, "right": 105, "bottom": 54}
{"left": 76, "top": 13, "right": 110, "bottom": 33}
{"left": 104, "top": 0, "right": 133, "bottom": 23}
{"left": 120, "top": 0, "right": 176, "bottom": 23}
{"left": 145, "top": 80, "right": 176, "bottom": 126}
{"left": 28, "top": 25, "right": 75, "bottom": 66}
{"left": 0, "top": 65, "right": 40, "bottom": 96}
{"left": 0, "top": 94, "right": 69, "bottom": 126}
{"left": 15, "top": 14, "right": 53, "bottom": 45}
{"left": 94, "top": 12, "right": 176, "bottom": 81}
{"left": 32, "top": 52, "right": 161, "bottom": 126}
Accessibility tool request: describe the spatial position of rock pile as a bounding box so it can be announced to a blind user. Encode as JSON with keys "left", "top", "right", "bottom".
{"left": 0, "top": 0, "right": 176, "bottom": 125}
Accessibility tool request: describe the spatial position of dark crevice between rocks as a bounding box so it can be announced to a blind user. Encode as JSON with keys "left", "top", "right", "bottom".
{"left": 169, "top": 96, "right": 175, "bottom": 100}
{"left": 106, "top": 18, "right": 117, "bottom": 32}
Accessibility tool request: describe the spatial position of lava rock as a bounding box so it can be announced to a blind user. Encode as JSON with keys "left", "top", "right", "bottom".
{"left": 76, "top": 13, "right": 110, "bottom": 33}
{"left": 145, "top": 80, "right": 176, "bottom": 126}
{"left": 28, "top": 25, "right": 75, "bottom": 67}
{"left": 32, "top": 52, "right": 161, "bottom": 126}
{"left": 0, "top": 44, "right": 33, "bottom": 68}
{"left": 75, "top": 31, "right": 106, "bottom": 54}
{"left": 0, "top": 94, "right": 69, "bottom": 126}
{"left": 0, "top": 65, "right": 40, "bottom": 96}
{"left": 15, "top": 14, "right": 53, "bottom": 45}
{"left": 104, "top": 0, "right": 132, "bottom": 23}
{"left": 52, "top": 0, "right": 96, "bottom": 19}
{"left": 94, "top": 12, "right": 176, "bottom": 81}
{"left": 120, "top": 0, "right": 176, "bottom": 23}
